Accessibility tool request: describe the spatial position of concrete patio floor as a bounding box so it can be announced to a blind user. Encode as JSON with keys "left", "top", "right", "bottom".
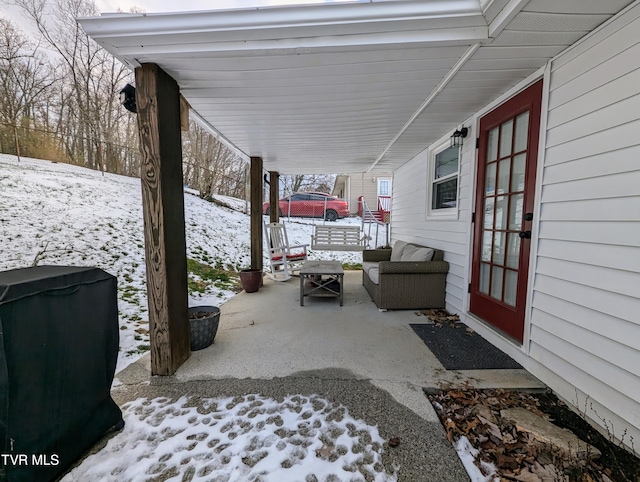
{"left": 113, "top": 271, "right": 546, "bottom": 480}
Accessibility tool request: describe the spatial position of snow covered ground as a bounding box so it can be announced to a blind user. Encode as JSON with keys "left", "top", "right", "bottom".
{"left": 62, "top": 394, "right": 398, "bottom": 482}
{"left": 0, "top": 154, "right": 364, "bottom": 374}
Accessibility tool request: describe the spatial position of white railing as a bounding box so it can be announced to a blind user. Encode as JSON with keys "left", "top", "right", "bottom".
{"left": 359, "top": 197, "right": 390, "bottom": 248}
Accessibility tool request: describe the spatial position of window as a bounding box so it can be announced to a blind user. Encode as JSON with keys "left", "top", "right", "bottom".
{"left": 428, "top": 142, "right": 460, "bottom": 218}
{"left": 377, "top": 179, "right": 391, "bottom": 197}
{"left": 290, "top": 193, "right": 309, "bottom": 201}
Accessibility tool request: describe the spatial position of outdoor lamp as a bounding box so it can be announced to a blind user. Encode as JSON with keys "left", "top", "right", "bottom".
{"left": 120, "top": 83, "right": 137, "bottom": 113}
{"left": 450, "top": 127, "right": 468, "bottom": 148}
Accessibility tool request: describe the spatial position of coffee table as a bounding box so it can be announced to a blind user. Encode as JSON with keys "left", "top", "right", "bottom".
{"left": 299, "top": 260, "right": 344, "bottom": 306}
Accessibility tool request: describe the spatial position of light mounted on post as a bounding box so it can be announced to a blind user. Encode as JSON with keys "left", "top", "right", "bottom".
{"left": 120, "top": 83, "right": 137, "bottom": 113}
{"left": 450, "top": 126, "right": 468, "bottom": 148}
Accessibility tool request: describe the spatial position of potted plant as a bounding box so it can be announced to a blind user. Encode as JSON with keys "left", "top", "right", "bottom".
{"left": 188, "top": 306, "right": 220, "bottom": 351}
{"left": 239, "top": 268, "right": 262, "bottom": 293}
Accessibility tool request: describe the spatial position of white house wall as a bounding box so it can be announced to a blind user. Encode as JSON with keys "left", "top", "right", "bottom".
{"left": 530, "top": 2, "right": 640, "bottom": 445}
{"left": 392, "top": 2, "right": 640, "bottom": 446}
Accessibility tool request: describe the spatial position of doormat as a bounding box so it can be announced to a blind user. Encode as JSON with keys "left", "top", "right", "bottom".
{"left": 410, "top": 323, "right": 522, "bottom": 370}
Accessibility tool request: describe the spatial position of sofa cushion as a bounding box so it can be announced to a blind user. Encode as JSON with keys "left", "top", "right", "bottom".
{"left": 390, "top": 240, "right": 409, "bottom": 261}
{"left": 362, "top": 261, "right": 380, "bottom": 285}
{"left": 367, "top": 266, "right": 380, "bottom": 285}
{"left": 362, "top": 261, "right": 378, "bottom": 276}
{"left": 400, "top": 244, "right": 435, "bottom": 262}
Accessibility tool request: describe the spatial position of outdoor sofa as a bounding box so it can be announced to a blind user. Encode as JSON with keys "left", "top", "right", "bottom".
{"left": 362, "top": 240, "right": 449, "bottom": 310}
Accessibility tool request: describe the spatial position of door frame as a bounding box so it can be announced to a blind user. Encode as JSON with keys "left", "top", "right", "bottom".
{"left": 465, "top": 72, "right": 549, "bottom": 347}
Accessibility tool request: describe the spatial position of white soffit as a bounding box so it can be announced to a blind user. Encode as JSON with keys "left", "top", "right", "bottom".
{"left": 79, "top": 0, "right": 634, "bottom": 174}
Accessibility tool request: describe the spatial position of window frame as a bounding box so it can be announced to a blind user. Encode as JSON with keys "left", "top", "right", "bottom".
{"left": 426, "top": 138, "right": 461, "bottom": 220}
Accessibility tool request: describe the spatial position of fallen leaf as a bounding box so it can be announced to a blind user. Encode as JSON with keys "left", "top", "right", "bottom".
{"left": 511, "top": 468, "right": 542, "bottom": 482}
{"left": 388, "top": 437, "right": 400, "bottom": 447}
{"left": 444, "top": 418, "right": 461, "bottom": 442}
{"left": 495, "top": 453, "right": 520, "bottom": 470}
{"left": 463, "top": 418, "right": 480, "bottom": 434}
{"left": 449, "top": 390, "right": 467, "bottom": 399}
{"left": 315, "top": 443, "right": 334, "bottom": 459}
{"left": 477, "top": 415, "right": 503, "bottom": 440}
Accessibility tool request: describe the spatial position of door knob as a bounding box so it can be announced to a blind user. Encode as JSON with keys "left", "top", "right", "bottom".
{"left": 519, "top": 230, "right": 531, "bottom": 239}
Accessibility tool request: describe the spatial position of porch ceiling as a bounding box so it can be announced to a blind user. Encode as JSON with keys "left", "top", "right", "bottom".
{"left": 79, "top": 0, "right": 633, "bottom": 175}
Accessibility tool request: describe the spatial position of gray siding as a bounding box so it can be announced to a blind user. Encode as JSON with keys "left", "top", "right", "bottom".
{"left": 530, "top": 3, "right": 640, "bottom": 441}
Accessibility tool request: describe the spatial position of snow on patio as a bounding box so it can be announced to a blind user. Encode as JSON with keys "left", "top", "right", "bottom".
{"left": 61, "top": 394, "right": 398, "bottom": 482}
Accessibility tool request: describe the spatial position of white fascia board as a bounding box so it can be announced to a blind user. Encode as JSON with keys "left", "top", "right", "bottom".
{"left": 112, "top": 27, "right": 489, "bottom": 58}
{"left": 79, "top": 1, "right": 483, "bottom": 38}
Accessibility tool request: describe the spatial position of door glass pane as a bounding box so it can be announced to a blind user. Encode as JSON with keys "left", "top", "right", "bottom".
{"left": 485, "top": 163, "right": 496, "bottom": 196}
{"left": 481, "top": 230, "right": 492, "bottom": 262}
{"left": 492, "top": 232, "right": 505, "bottom": 265}
{"left": 506, "top": 233, "right": 520, "bottom": 269}
{"left": 508, "top": 194, "right": 524, "bottom": 230}
{"left": 511, "top": 153, "right": 526, "bottom": 192}
{"left": 497, "top": 158, "right": 511, "bottom": 195}
{"left": 495, "top": 196, "right": 507, "bottom": 230}
{"left": 479, "top": 263, "right": 490, "bottom": 294}
{"left": 504, "top": 270, "right": 518, "bottom": 306}
{"left": 487, "top": 127, "right": 499, "bottom": 162}
{"left": 491, "top": 266, "right": 504, "bottom": 300}
{"left": 514, "top": 111, "right": 530, "bottom": 153}
{"left": 500, "top": 119, "right": 513, "bottom": 157}
{"left": 483, "top": 197, "right": 494, "bottom": 229}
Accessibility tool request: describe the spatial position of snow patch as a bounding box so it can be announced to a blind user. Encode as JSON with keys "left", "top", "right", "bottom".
{"left": 62, "top": 394, "right": 398, "bottom": 482}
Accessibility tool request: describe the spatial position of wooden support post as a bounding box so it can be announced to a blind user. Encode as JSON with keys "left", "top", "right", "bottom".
{"left": 250, "top": 156, "right": 263, "bottom": 270}
{"left": 135, "top": 63, "right": 190, "bottom": 376}
{"left": 269, "top": 171, "right": 279, "bottom": 223}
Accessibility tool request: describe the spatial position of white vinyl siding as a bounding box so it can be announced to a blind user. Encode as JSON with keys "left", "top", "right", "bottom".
{"left": 392, "top": 134, "right": 474, "bottom": 313}
{"left": 531, "top": 2, "right": 640, "bottom": 443}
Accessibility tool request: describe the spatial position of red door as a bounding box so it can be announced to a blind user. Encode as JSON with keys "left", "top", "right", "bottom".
{"left": 470, "top": 80, "right": 543, "bottom": 343}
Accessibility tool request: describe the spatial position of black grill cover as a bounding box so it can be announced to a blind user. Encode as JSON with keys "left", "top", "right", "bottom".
{"left": 0, "top": 266, "right": 123, "bottom": 481}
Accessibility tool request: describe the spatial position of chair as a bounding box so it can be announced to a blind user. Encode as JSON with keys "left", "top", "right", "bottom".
{"left": 264, "top": 222, "right": 309, "bottom": 281}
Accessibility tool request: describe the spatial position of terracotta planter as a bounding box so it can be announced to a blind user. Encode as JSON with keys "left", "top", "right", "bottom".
{"left": 239, "top": 268, "right": 262, "bottom": 293}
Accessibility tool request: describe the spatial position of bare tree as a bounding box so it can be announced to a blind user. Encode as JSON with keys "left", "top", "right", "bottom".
{"left": 6, "top": 0, "right": 132, "bottom": 171}
{"left": 0, "top": 17, "right": 58, "bottom": 155}
{"left": 281, "top": 174, "right": 336, "bottom": 195}
{"left": 183, "top": 121, "right": 247, "bottom": 199}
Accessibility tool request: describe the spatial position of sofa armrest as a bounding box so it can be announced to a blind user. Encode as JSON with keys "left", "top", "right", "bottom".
{"left": 378, "top": 260, "right": 449, "bottom": 274}
{"left": 362, "top": 248, "right": 392, "bottom": 262}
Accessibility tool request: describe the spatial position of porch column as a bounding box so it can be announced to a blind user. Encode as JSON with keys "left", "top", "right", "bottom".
{"left": 135, "top": 63, "right": 190, "bottom": 376}
{"left": 269, "top": 171, "right": 279, "bottom": 223}
{"left": 250, "top": 156, "right": 263, "bottom": 270}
